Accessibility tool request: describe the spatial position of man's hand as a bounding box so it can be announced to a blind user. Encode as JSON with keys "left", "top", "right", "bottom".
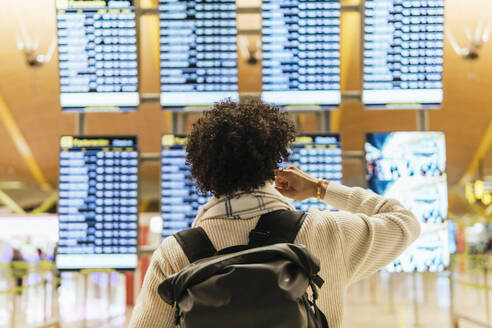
{"left": 274, "top": 166, "right": 329, "bottom": 201}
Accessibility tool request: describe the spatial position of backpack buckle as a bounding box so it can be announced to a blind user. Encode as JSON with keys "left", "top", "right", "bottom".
{"left": 173, "top": 305, "right": 182, "bottom": 325}
{"left": 249, "top": 230, "right": 271, "bottom": 243}
{"left": 312, "top": 274, "right": 325, "bottom": 288}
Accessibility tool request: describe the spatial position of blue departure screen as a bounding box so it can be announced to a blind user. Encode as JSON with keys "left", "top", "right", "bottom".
{"left": 160, "top": 134, "right": 342, "bottom": 236}
{"left": 363, "top": 0, "right": 444, "bottom": 109}
{"left": 159, "top": 0, "right": 239, "bottom": 108}
{"left": 282, "top": 134, "right": 342, "bottom": 211}
{"left": 56, "top": 0, "right": 139, "bottom": 112}
{"left": 365, "top": 132, "right": 449, "bottom": 272}
{"left": 262, "top": 0, "right": 341, "bottom": 108}
{"left": 57, "top": 136, "right": 138, "bottom": 270}
{"left": 161, "top": 135, "right": 210, "bottom": 238}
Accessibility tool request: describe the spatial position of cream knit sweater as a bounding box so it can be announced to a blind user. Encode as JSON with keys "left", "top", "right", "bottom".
{"left": 129, "top": 182, "right": 420, "bottom": 327}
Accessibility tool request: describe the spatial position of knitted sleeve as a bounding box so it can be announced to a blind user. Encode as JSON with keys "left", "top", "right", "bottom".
{"left": 128, "top": 236, "right": 188, "bottom": 328}
{"left": 321, "top": 182, "right": 421, "bottom": 283}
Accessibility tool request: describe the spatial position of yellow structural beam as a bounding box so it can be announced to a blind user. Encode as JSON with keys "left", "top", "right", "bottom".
{"left": 0, "top": 189, "right": 26, "bottom": 215}
{"left": 0, "top": 96, "right": 52, "bottom": 191}
{"left": 458, "top": 119, "right": 492, "bottom": 186}
{"left": 0, "top": 181, "right": 24, "bottom": 189}
{"left": 30, "top": 192, "right": 58, "bottom": 215}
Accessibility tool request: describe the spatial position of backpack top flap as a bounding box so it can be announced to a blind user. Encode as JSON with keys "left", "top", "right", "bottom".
{"left": 158, "top": 243, "right": 321, "bottom": 306}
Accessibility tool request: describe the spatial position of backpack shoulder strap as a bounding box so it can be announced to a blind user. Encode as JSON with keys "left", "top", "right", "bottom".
{"left": 248, "top": 209, "right": 306, "bottom": 247}
{"left": 174, "top": 227, "right": 217, "bottom": 263}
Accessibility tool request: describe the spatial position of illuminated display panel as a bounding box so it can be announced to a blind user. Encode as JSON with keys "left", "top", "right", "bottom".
{"left": 365, "top": 132, "right": 448, "bottom": 272}
{"left": 282, "top": 134, "right": 342, "bottom": 211}
{"left": 56, "top": 0, "right": 139, "bottom": 112}
{"left": 161, "top": 135, "right": 210, "bottom": 238}
{"left": 159, "top": 0, "right": 239, "bottom": 109}
{"left": 160, "top": 134, "right": 342, "bottom": 237}
{"left": 363, "top": 0, "right": 444, "bottom": 109}
{"left": 261, "top": 0, "right": 341, "bottom": 108}
{"left": 57, "top": 136, "right": 138, "bottom": 270}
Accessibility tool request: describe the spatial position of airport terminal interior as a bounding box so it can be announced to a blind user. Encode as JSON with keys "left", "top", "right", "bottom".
{"left": 0, "top": 0, "right": 492, "bottom": 327}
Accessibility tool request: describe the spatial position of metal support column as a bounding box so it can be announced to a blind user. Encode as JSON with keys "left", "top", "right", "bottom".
{"left": 77, "top": 112, "right": 87, "bottom": 136}
{"left": 171, "top": 112, "right": 179, "bottom": 135}
{"left": 320, "top": 111, "right": 331, "bottom": 133}
{"left": 417, "top": 110, "right": 429, "bottom": 132}
{"left": 170, "top": 112, "right": 188, "bottom": 135}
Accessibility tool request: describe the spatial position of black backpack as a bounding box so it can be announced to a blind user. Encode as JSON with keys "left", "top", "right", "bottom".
{"left": 158, "top": 210, "right": 329, "bottom": 328}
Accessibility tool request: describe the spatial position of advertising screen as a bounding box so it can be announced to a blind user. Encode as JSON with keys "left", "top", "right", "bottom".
{"left": 159, "top": 0, "right": 239, "bottom": 108}
{"left": 363, "top": 0, "right": 444, "bottom": 109}
{"left": 55, "top": 0, "right": 139, "bottom": 112}
{"left": 283, "top": 134, "right": 342, "bottom": 211}
{"left": 262, "top": 0, "right": 341, "bottom": 108}
{"left": 365, "top": 132, "right": 448, "bottom": 272}
{"left": 57, "top": 136, "right": 138, "bottom": 270}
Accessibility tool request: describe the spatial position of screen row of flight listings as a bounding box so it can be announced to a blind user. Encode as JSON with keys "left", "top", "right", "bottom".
{"left": 57, "top": 134, "right": 343, "bottom": 269}
{"left": 55, "top": 0, "right": 444, "bottom": 112}
{"left": 57, "top": 133, "right": 448, "bottom": 273}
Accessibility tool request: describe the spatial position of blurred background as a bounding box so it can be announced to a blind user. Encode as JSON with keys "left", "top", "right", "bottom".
{"left": 0, "top": 0, "right": 491, "bottom": 327}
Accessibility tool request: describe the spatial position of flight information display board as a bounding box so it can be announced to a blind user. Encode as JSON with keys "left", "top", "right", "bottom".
{"left": 363, "top": 0, "right": 444, "bottom": 109}
{"left": 159, "top": 0, "right": 239, "bottom": 108}
{"left": 365, "top": 132, "right": 448, "bottom": 272}
{"left": 161, "top": 135, "right": 210, "bottom": 238}
{"left": 262, "top": 0, "right": 341, "bottom": 108}
{"left": 56, "top": 0, "right": 139, "bottom": 112}
{"left": 57, "top": 136, "right": 139, "bottom": 270}
{"left": 282, "top": 134, "right": 342, "bottom": 211}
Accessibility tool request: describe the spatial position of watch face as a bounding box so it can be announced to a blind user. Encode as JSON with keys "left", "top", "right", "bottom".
{"left": 283, "top": 134, "right": 342, "bottom": 212}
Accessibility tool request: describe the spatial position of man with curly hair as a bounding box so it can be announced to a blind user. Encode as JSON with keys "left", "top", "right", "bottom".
{"left": 129, "top": 100, "right": 420, "bottom": 328}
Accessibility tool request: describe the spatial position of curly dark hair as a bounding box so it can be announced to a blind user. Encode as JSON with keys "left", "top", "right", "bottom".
{"left": 186, "top": 99, "right": 297, "bottom": 197}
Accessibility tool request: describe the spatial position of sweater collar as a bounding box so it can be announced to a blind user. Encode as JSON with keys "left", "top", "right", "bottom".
{"left": 192, "top": 182, "right": 295, "bottom": 226}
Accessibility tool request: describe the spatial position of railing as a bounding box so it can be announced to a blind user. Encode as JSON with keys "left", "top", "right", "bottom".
{"left": 0, "top": 261, "right": 130, "bottom": 328}
{"left": 0, "top": 261, "right": 60, "bottom": 328}
{"left": 453, "top": 314, "right": 492, "bottom": 328}
{"left": 450, "top": 254, "right": 492, "bottom": 328}
{"left": 4, "top": 254, "right": 492, "bottom": 327}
